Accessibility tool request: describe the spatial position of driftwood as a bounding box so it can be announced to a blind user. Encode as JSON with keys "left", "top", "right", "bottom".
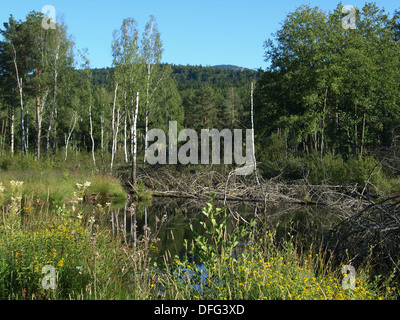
{"left": 324, "top": 195, "right": 400, "bottom": 281}
{"left": 135, "top": 166, "right": 374, "bottom": 215}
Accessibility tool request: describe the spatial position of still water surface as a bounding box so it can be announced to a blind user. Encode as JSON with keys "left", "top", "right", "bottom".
{"left": 108, "top": 196, "right": 343, "bottom": 258}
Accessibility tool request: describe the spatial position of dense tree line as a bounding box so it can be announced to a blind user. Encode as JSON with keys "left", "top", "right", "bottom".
{"left": 255, "top": 3, "right": 400, "bottom": 161}
{"left": 84, "top": 64, "right": 260, "bottom": 131}
{"left": 0, "top": 11, "right": 256, "bottom": 180}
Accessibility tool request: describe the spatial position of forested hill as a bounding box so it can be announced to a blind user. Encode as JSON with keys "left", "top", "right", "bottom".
{"left": 88, "top": 63, "right": 259, "bottom": 131}
{"left": 91, "top": 64, "right": 260, "bottom": 89}
{"left": 170, "top": 64, "right": 260, "bottom": 89}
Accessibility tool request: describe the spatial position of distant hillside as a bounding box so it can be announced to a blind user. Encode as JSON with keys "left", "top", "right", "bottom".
{"left": 89, "top": 64, "right": 260, "bottom": 88}
{"left": 212, "top": 64, "right": 252, "bottom": 71}
{"left": 170, "top": 64, "right": 259, "bottom": 89}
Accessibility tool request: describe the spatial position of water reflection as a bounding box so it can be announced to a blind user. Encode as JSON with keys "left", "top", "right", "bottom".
{"left": 107, "top": 197, "right": 343, "bottom": 258}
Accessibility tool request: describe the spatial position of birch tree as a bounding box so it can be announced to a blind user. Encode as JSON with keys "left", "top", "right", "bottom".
{"left": 141, "top": 15, "right": 163, "bottom": 163}
{"left": 112, "top": 18, "right": 143, "bottom": 183}
{"left": 46, "top": 18, "right": 74, "bottom": 155}
{"left": 25, "top": 12, "right": 53, "bottom": 160}
{"left": 110, "top": 82, "right": 119, "bottom": 171}
{"left": 80, "top": 48, "right": 96, "bottom": 166}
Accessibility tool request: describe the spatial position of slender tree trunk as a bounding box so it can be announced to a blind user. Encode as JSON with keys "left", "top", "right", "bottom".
{"left": 230, "top": 87, "right": 235, "bottom": 129}
{"left": 130, "top": 101, "right": 134, "bottom": 162}
{"left": 361, "top": 112, "right": 366, "bottom": 156}
{"left": 36, "top": 96, "right": 41, "bottom": 159}
{"left": 52, "top": 102, "right": 58, "bottom": 154}
{"left": 65, "top": 113, "right": 77, "bottom": 161}
{"left": 10, "top": 99, "right": 14, "bottom": 155}
{"left": 46, "top": 110, "right": 52, "bottom": 154}
{"left": 1, "top": 119, "right": 7, "bottom": 156}
{"left": 165, "top": 88, "right": 168, "bottom": 133}
{"left": 100, "top": 112, "right": 104, "bottom": 159}
{"left": 144, "top": 68, "right": 150, "bottom": 164}
{"left": 35, "top": 68, "right": 42, "bottom": 160}
{"left": 124, "top": 110, "right": 128, "bottom": 164}
{"left": 110, "top": 83, "right": 119, "bottom": 171}
{"left": 250, "top": 82, "right": 260, "bottom": 186}
{"left": 131, "top": 92, "right": 139, "bottom": 188}
{"left": 115, "top": 108, "right": 120, "bottom": 160}
{"left": 313, "top": 132, "right": 318, "bottom": 153}
{"left": 89, "top": 104, "right": 96, "bottom": 166}
{"left": 48, "top": 48, "right": 59, "bottom": 155}
{"left": 19, "top": 79, "right": 26, "bottom": 154}
{"left": 321, "top": 86, "right": 328, "bottom": 158}
{"left": 354, "top": 104, "right": 358, "bottom": 156}
{"left": 25, "top": 108, "right": 29, "bottom": 153}
{"left": 11, "top": 44, "right": 26, "bottom": 154}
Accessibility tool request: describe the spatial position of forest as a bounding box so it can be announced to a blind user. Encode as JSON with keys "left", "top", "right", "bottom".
{"left": 0, "top": 12, "right": 259, "bottom": 171}
{"left": 1, "top": 2, "right": 400, "bottom": 301}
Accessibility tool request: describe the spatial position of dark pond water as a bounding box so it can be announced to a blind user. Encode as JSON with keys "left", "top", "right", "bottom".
{"left": 108, "top": 196, "right": 344, "bottom": 258}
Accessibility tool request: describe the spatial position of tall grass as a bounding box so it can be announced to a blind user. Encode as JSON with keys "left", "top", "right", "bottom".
{"left": 0, "top": 181, "right": 157, "bottom": 300}
{"left": 0, "top": 169, "right": 127, "bottom": 207}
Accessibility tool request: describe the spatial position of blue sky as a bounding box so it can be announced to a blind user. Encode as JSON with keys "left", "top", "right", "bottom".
{"left": 1, "top": 1, "right": 399, "bottom": 70}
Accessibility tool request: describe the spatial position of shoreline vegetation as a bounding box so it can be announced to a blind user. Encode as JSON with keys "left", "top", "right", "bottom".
{"left": 0, "top": 152, "right": 400, "bottom": 300}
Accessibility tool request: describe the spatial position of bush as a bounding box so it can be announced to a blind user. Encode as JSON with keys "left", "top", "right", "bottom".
{"left": 258, "top": 142, "right": 390, "bottom": 192}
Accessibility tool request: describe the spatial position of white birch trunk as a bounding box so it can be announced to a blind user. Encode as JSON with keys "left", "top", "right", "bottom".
{"left": 65, "top": 113, "right": 77, "bottom": 161}
{"left": 89, "top": 104, "right": 96, "bottom": 166}
{"left": 110, "top": 83, "right": 119, "bottom": 171}
{"left": 250, "top": 82, "right": 260, "bottom": 186}
{"left": 131, "top": 92, "right": 139, "bottom": 187}
{"left": 48, "top": 43, "right": 59, "bottom": 154}
{"left": 100, "top": 113, "right": 104, "bottom": 158}
{"left": 144, "top": 69, "right": 150, "bottom": 164}
{"left": 123, "top": 110, "right": 128, "bottom": 164}
{"left": 11, "top": 44, "right": 26, "bottom": 154}
{"left": 10, "top": 100, "right": 14, "bottom": 155}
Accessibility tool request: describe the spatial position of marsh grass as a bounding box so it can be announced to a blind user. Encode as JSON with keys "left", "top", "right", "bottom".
{"left": 0, "top": 168, "right": 127, "bottom": 207}
{"left": 0, "top": 181, "right": 159, "bottom": 300}
{"left": 87, "top": 175, "right": 127, "bottom": 205}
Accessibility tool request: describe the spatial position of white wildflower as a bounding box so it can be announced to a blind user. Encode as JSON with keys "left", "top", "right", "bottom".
{"left": 10, "top": 180, "right": 23, "bottom": 187}
{"left": 84, "top": 181, "right": 91, "bottom": 188}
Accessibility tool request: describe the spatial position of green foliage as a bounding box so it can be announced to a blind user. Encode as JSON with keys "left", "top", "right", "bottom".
{"left": 160, "top": 199, "right": 396, "bottom": 300}
{"left": 257, "top": 3, "right": 400, "bottom": 158}
{"left": 187, "top": 195, "right": 249, "bottom": 267}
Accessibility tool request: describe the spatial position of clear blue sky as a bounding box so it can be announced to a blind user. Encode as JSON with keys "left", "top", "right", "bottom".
{"left": 1, "top": 1, "right": 399, "bottom": 70}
